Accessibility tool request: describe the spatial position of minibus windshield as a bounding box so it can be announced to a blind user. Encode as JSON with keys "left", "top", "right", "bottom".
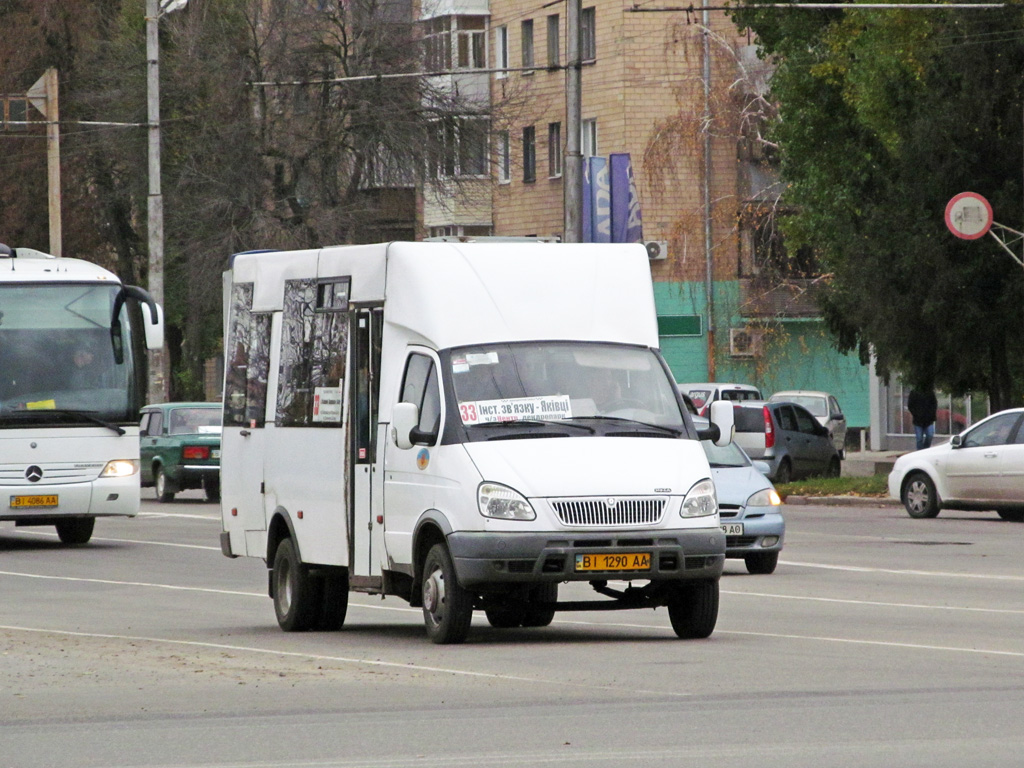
{"left": 449, "top": 341, "right": 687, "bottom": 432}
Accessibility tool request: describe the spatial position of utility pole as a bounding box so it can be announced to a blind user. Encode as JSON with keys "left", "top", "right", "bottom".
{"left": 25, "top": 68, "right": 62, "bottom": 257}
{"left": 563, "top": 0, "right": 583, "bottom": 243}
{"left": 147, "top": 0, "right": 168, "bottom": 404}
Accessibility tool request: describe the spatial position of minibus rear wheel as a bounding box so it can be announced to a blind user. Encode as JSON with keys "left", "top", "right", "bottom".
{"left": 272, "top": 537, "right": 321, "bottom": 632}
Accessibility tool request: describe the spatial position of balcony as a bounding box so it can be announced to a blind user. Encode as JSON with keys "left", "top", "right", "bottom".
{"left": 739, "top": 277, "right": 824, "bottom": 320}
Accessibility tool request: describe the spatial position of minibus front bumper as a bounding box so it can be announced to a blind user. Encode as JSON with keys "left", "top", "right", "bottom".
{"left": 446, "top": 528, "right": 725, "bottom": 587}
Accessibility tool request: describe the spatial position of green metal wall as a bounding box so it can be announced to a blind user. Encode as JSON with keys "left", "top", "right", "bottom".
{"left": 653, "top": 280, "right": 871, "bottom": 428}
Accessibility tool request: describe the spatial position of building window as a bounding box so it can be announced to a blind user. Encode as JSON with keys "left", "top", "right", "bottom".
{"left": 521, "top": 19, "right": 534, "bottom": 73}
{"left": 495, "top": 25, "right": 508, "bottom": 78}
{"left": 581, "top": 118, "right": 597, "bottom": 158}
{"left": 429, "top": 225, "right": 494, "bottom": 239}
{"left": 547, "top": 14, "right": 560, "bottom": 68}
{"left": 548, "top": 122, "right": 562, "bottom": 178}
{"left": 581, "top": 7, "right": 596, "bottom": 61}
{"left": 523, "top": 126, "right": 536, "bottom": 183}
{"left": 424, "top": 15, "right": 486, "bottom": 71}
{"left": 429, "top": 117, "right": 491, "bottom": 179}
{"left": 497, "top": 131, "right": 511, "bottom": 184}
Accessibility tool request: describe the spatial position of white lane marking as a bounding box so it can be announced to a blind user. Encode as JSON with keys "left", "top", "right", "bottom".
{"left": 0, "top": 624, "right": 690, "bottom": 697}
{"left": 4, "top": 569, "right": 1023, "bottom": 618}
{"left": 8, "top": 529, "right": 220, "bottom": 551}
{"left": 138, "top": 511, "right": 221, "bottom": 521}
{"left": 721, "top": 589, "right": 1024, "bottom": 615}
{"left": 719, "top": 629, "right": 1024, "bottom": 658}
{"left": 779, "top": 559, "right": 1024, "bottom": 581}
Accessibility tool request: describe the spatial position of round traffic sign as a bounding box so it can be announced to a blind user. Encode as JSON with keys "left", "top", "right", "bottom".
{"left": 945, "top": 192, "right": 993, "bottom": 240}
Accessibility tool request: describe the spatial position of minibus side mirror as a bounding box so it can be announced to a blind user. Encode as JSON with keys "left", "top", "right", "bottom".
{"left": 392, "top": 402, "right": 419, "bottom": 450}
{"left": 708, "top": 400, "right": 735, "bottom": 447}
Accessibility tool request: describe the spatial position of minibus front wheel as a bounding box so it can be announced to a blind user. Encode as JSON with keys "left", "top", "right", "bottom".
{"left": 422, "top": 543, "right": 474, "bottom": 644}
{"left": 667, "top": 579, "right": 719, "bottom": 639}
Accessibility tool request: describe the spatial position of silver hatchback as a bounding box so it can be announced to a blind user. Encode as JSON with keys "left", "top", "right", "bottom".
{"left": 732, "top": 400, "right": 841, "bottom": 484}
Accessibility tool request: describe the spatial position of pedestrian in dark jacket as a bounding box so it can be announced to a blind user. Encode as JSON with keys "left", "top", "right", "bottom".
{"left": 908, "top": 388, "right": 938, "bottom": 450}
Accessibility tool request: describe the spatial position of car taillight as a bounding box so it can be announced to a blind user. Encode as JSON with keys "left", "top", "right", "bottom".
{"left": 763, "top": 406, "right": 775, "bottom": 448}
{"left": 183, "top": 446, "right": 210, "bottom": 460}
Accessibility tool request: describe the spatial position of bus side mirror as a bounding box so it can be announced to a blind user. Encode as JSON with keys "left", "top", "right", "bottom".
{"left": 708, "top": 400, "right": 734, "bottom": 447}
{"left": 392, "top": 402, "right": 419, "bottom": 450}
{"left": 142, "top": 303, "right": 164, "bottom": 351}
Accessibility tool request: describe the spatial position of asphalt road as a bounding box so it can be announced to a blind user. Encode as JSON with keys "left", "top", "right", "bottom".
{"left": 2, "top": 493, "right": 1023, "bottom": 768}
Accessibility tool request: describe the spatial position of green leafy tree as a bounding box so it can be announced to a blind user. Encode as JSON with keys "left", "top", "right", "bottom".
{"left": 733, "top": 3, "right": 1024, "bottom": 409}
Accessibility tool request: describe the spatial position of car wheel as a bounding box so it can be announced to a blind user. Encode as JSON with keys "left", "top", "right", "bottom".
{"left": 996, "top": 509, "right": 1024, "bottom": 522}
{"left": 667, "top": 579, "right": 719, "bottom": 639}
{"left": 154, "top": 467, "right": 175, "bottom": 503}
{"left": 902, "top": 472, "right": 940, "bottom": 519}
{"left": 826, "top": 456, "right": 841, "bottom": 478}
{"left": 203, "top": 476, "right": 221, "bottom": 503}
{"left": 744, "top": 551, "right": 779, "bottom": 575}
{"left": 55, "top": 517, "right": 95, "bottom": 545}
{"left": 521, "top": 582, "right": 558, "bottom": 628}
{"left": 272, "top": 537, "right": 321, "bottom": 632}
{"left": 774, "top": 459, "right": 792, "bottom": 485}
{"left": 422, "top": 543, "right": 474, "bottom": 644}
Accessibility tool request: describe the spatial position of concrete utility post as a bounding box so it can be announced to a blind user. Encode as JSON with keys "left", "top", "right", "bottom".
{"left": 146, "top": 0, "right": 169, "bottom": 404}
{"left": 563, "top": 0, "right": 583, "bottom": 243}
{"left": 25, "top": 68, "right": 62, "bottom": 257}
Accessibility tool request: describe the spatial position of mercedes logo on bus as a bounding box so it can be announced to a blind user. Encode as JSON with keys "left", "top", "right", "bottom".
{"left": 25, "top": 465, "right": 44, "bottom": 483}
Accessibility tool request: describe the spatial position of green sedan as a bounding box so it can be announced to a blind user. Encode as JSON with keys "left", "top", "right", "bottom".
{"left": 139, "top": 402, "right": 222, "bottom": 503}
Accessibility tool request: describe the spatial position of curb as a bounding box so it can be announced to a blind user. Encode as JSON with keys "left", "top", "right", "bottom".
{"left": 784, "top": 495, "right": 900, "bottom": 507}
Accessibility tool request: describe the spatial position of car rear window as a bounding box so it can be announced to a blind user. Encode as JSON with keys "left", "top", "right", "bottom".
{"left": 734, "top": 406, "right": 766, "bottom": 433}
{"left": 722, "top": 390, "right": 760, "bottom": 402}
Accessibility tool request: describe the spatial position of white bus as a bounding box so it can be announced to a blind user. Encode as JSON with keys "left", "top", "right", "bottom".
{"left": 0, "top": 244, "right": 163, "bottom": 544}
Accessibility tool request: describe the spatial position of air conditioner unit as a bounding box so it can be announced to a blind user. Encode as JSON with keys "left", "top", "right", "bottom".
{"left": 645, "top": 240, "right": 668, "bottom": 260}
{"left": 729, "top": 327, "right": 763, "bottom": 357}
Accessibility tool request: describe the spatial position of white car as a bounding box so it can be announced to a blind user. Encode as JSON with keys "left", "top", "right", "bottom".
{"left": 678, "top": 382, "right": 762, "bottom": 417}
{"left": 769, "top": 390, "right": 847, "bottom": 458}
{"left": 888, "top": 407, "right": 1024, "bottom": 521}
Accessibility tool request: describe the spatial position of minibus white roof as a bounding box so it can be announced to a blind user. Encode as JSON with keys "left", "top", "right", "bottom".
{"left": 231, "top": 241, "right": 659, "bottom": 349}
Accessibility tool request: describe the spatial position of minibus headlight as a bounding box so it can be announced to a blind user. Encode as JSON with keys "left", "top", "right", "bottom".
{"left": 100, "top": 459, "right": 139, "bottom": 478}
{"left": 478, "top": 482, "right": 536, "bottom": 520}
{"left": 746, "top": 488, "right": 782, "bottom": 508}
{"left": 681, "top": 478, "right": 718, "bottom": 518}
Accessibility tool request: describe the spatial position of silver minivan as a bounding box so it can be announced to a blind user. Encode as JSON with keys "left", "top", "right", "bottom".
{"left": 732, "top": 401, "right": 841, "bottom": 484}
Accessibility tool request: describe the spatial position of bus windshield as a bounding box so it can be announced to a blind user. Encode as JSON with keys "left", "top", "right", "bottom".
{"left": 0, "top": 283, "right": 138, "bottom": 425}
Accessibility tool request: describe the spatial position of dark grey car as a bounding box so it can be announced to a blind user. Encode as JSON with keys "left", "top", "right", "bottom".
{"left": 731, "top": 401, "right": 841, "bottom": 484}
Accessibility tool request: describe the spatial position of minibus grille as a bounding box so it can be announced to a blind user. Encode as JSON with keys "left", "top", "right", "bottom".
{"left": 551, "top": 497, "right": 666, "bottom": 527}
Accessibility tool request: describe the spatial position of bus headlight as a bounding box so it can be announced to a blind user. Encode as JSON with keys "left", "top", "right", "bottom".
{"left": 681, "top": 478, "right": 718, "bottom": 518}
{"left": 100, "top": 459, "right": 139, "bottom": 478}
{"left": 478, "top": 482, "right": 536, "bottom": 520}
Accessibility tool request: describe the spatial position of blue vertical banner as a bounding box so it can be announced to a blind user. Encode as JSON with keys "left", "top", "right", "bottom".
{"left": 589, "top": 156, "right": 611, "bottom": 243}
{"left": 582, "top": 158, "right": 593, "bottom": 243}
{"left": 610, "top": 153, "right": 644, "bottom": 243}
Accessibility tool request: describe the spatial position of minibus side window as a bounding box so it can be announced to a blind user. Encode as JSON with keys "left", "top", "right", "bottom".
{"left": 400, "top": 353, "right": 441, "bottom": 438}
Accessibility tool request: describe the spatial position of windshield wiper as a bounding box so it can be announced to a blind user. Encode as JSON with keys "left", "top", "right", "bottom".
{"left": 469, "top": 419, "right": 596, "bottom": 434}
{"left": 0, "top": 408, "right": 125, "bottom": 435}
{"left": 582, "top": 416, "right": 684, "bottom": 437}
